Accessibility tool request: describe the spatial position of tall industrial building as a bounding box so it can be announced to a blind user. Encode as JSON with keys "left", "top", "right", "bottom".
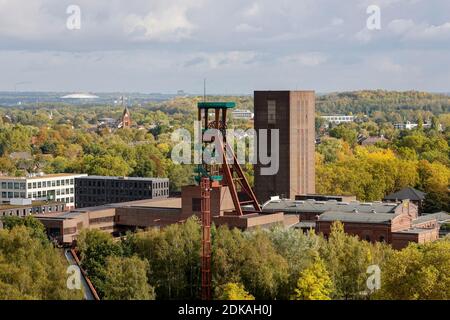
{"left": 254, "top": 91, "right": 316, "bottom": 202}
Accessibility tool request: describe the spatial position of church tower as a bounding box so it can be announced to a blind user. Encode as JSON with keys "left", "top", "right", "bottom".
{"left": 121, "top": 106, "right": 131, "bottom": 128}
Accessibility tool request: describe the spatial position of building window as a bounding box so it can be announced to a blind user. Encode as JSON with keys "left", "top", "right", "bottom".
{"left": 192, "top": 198, "right": 202, "bottom": 212}
{"left": 379, "top": 235, "right": 385, "bottom": 242}
{"left": 365, "top": 235, "right": 371, "bottom": 242}
{"left": 267, "top": 100, "right": 276, "bottom": 124}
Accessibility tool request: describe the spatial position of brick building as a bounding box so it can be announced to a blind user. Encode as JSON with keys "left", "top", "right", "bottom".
{"left": 254, "top": 91, "right": 316, "bottom": 202}
{"left": 260, "top": 197, "right": 443, "bottom": 249}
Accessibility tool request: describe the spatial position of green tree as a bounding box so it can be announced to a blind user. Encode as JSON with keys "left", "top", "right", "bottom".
{"left": 320, "top": 222, "right": 372, "bottom": 300}
{"left": 77, "top": 229, "right": 123, "bottom": 297}
{"left": 2, "top": 216, "right": 48, "bottom": 244}
{"left": 269, "top": 226, "right": 325, "bottom": 299}
{"left": 329, "top": 125, "right": 358, "bottom": 146}
{"left": 0, "top": 226, "right": 83, "bottom": 300}
{"left": 103, "top": 255, "right": 155, "bottom": 300}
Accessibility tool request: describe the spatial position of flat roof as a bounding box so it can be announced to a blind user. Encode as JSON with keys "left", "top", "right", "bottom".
{"left": 76, "top": 176, "right": 169, "bottom": 182}
{"left": 318, "top": 211, "right": 398, "bottom": 224}
{"left": 36, "top": 197, "right": 182, "bottom": 221}
{"left": 414, "top": 212, "right": 450, "bottom": 225}
{"left": 0, "top": 201, "right": 61, "bottom": 210}
{"left": 0, "top": 173, "right": 86, "bottom": 180}
{"left": 396, "top": 228, "right": 436, "bottom": 235}
{"left": 119, "top": 197, "right": 181, "bottom": 209}
{"left": 262, "top": 199, "right": 399, "bottom": 214}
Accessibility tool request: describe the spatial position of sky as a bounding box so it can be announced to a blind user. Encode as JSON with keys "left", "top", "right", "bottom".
{"left": 1, "top": 0, "right": 450, "bottom": 94}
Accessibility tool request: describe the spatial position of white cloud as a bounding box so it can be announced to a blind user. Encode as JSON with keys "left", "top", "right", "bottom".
{"left": 0, "top": 0, "right": 62, "bottom": 39}
{"left": 235, "top": 23, "right": 261, "bottom": 33}
{"left": 182, "top": 51, "right": 258, "bottom": 69}
{"left": 355, "top": 28, "right": 373, "bottom": 43}
{"left": 388, "top": 19, "right": 415, "bottom": 35}
{"left": 377, "top": 57, "right": 404, "bottom": 73}
{"left": 281, "top": 52, "right": 328, "bottom": 66}
{"left": 388, "top": 19, "right": 450, "bottom": 40}
{"left": 243, "top": 3, "right": 261, "bottom": 17}
{"left": 331, "top": 18, "right": 344, "bottom": 26}
{"left": 123, "top": 1, "right": 202, "bottom": 41}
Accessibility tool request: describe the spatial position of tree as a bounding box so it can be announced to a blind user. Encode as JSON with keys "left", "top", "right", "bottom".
{"left": 320, "top": 222, "right": 372, "bottom": 300}
{"left": 329, "top": 125, "right": 358, "bottom": 146}
{"left": 2, "top": 216, "right": 48, "bottom": 244}
{"left": 239, "top": 230, "right": 289, "bottom": 300}
{"left": 375, "top": 240, "right": 450, "bottom": 300}
{"left": 102, "top": 256, "right": 155, "bottom": 300}
{"left": 218, "top": 283, "right": 255, "bottom": 300}
{"left": 269, "top": 226, "right": 325, "bottom": 299}
{"left": 292, "top": 257, "right": 333, "bottom": 300}
{"left": 132, "top": 217, "right": 201, "bottom": 300}
{"left": 0, "top": 226, "right": 83, "bottom": 300}
{"left": 77, "top": 229, "right": 123, "bottom": 296}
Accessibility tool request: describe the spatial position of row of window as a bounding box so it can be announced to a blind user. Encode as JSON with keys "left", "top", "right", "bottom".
{"left": 77, "top": 189, "right": 152, "bottom": 196}
{"left": 0, "top": 182, "right": 26, "bottom": 190}
{"left": 322, "top": 116, "right": 354, "bottom": 121}
{"left": 77, "top": 180, "right": 169, "bottom": 189}
{"left": 1, "top": 191, "right": 74, "bottom": 203}
{"left": 89, "top": 216, "right": 115, "bottom": 224}
{"left": 0, "top": 205, "right": 65, "bottom": 217}
{"left": 0, "top": 179, "right": 75, "bottom": 190}
{"left": 27, "top": 179, "right": 74, "bottom": 189}
{"left": 2, "top": 188, "right": 75, "bottom": 199}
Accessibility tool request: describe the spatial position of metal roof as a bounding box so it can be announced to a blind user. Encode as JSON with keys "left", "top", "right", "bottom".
{"left": 262, "top": 199, "right": 399, "bottom": 214}
{"left": 197, "top": 102, "right": 236, "bottom": 109}
{"left": 414, "top": 212, "right": 450, "bottom": 225}
{"left": 384, "top": 187, "right": 426, "bottom": 201}
{"left": 318, "top": 211, "right": 398, "bottom": 224}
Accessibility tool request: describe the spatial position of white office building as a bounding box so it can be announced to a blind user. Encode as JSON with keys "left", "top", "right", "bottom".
{"left": 232, "top": 109, "right": 254, "bottom": 120}
{"left": 0, "top": 173, "right": 87, "bottom": 209}
{"left": 321, "top": 115, "right": 355, "bottom": 125}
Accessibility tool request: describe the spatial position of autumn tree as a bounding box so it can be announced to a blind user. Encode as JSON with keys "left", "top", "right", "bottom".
{"left": 291, "top": 257, "right": 333, "bottom": 300}
{"left": 218, "top": 283, "right": 255, "bottom": 300}
{"left": 375, "top": 240, "right": 450, "bottom": 300}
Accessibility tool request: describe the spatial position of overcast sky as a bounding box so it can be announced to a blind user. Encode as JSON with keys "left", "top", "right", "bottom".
{"left": 1, "top": 0, "right": 450, "bottom": 94}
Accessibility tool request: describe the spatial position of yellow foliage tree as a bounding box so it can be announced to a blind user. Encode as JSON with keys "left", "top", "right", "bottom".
{"left": 218, "top": 283, "right": 255, "bottom": 300}
{"left": 291, "top": 258, "right": 333, "bottom": 300}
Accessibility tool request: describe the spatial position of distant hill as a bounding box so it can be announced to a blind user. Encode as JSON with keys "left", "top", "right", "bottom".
{"left": 316, "top": 90, "right": 450, "bottom": 115}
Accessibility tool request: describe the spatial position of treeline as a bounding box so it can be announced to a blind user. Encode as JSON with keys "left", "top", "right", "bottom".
{"left": 317, "top": 90, "right": 450, "bottom": 117}
{"left": 76, "top": 217, "right": 450, "bottom": 301}
{"left": 0, "top": 217, "right": 83, "bottom": 300}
